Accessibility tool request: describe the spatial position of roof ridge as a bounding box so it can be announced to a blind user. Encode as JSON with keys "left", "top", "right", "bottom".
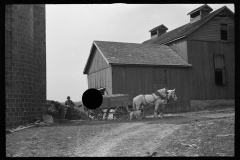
{"left": 142, "top": 5, "right": 231, "bottom": 45}
{"left": 94, "top": 40, "right": 170, "bottom": 47}
{"left": 183, "top": 5, "right": 225, "bottom": 35}
{"left": 94, "top": 40, "right": 144, "bottom": 45}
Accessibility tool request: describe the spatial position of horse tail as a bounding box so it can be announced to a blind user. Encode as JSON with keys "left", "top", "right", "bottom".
{"left": 132, "top": 98, "right": 136, "bottom": 111}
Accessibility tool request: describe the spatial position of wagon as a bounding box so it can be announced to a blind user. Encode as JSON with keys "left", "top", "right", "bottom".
{"left": 85, "top": 94, "right": 133, "bottom": 121}
{"left": 84, "top": 88, "right": 178, "bottom": 120}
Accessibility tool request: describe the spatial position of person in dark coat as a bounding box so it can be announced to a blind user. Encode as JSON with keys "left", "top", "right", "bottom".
{"left": 64, "top": 96, "right": 75, "bottom": 120}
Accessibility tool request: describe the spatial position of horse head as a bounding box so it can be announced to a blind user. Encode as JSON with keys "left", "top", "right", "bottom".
{"left": 167, "top": 89, "right": 177, "bottom": 101}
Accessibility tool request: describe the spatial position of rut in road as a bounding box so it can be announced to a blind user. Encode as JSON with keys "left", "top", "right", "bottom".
{"left": 75, "top": 122, "right": 180, "bottom": 157}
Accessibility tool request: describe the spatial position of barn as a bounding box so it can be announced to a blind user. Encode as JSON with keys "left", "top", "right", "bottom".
{"left": 143, "top": 4, "right": 235, "bottom": 100}
{"left": 83, "top": 4, "right": 235, "bottom": 113}
{"left": 83, "top": 41, "right": 192, "bottom": 113}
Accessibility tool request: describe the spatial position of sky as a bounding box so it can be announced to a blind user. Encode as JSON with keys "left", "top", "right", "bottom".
{"left": 46, "top": 4, "right": 235, "bottom": 102}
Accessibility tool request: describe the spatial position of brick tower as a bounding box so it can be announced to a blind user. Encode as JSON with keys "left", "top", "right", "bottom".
{"left": 5, "top": 4, "right": 46, "bottom": 127}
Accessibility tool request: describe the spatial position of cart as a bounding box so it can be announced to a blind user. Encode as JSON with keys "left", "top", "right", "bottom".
{"left": 85, "top": 94, "right": 133, "bottom": 121}
{"left": 84, "top": 88, "right": 178, "bottom": 121}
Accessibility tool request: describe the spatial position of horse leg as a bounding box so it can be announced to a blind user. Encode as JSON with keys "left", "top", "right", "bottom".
{"left": 161, "top": 105, "right": 165, "bottom": 118}
{"left": 141, "top": 104, "right": 145, "bottom": 119}
{"left": 159, "top": 105, "right": 165, "bottom": 118}
{"left": 154, "top": 103, "right": 159, "bottom": 118}
{"left": 142, "top": 107, "right": 147, "bottom": 119}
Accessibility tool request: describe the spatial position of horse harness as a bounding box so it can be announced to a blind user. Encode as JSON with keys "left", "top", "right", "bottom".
{"left": 143, "top": 91, "right": 169, "bottom": 106}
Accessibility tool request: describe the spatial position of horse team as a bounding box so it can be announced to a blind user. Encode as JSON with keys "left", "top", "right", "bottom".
{"left": 130, "top": 88, "right": 177, "bottom": 120}
{"left": 83, "top": 87, "right": 177, "bottom": 121}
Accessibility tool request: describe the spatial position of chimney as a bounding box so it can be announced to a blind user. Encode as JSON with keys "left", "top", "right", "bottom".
{"left": 149, "top": 24, "right": 168, "bottom": 39}
{"left": 187, "top": 4, "right": 213, "bottom": 24}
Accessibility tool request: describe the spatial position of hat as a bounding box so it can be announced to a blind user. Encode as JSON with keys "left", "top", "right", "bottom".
{"left": 67, "top": 96, "right": 70, "bottom": 99}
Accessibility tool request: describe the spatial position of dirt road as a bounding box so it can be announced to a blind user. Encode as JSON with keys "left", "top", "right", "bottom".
{"left": 74, "top": 108, "right": 234, "bottom": 157}
{"left": 6, "top": 107, "right": 234, "bottom": 157}
{"left": 75, "top": 122, "right": 181, "bottom": 157}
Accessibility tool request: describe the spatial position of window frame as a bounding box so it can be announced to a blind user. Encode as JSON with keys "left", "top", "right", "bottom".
{"left": 220, "top": 23, "right": 229, "bottom": 42}
{"left": 151, "top": 30, "right": 158, "bottom": 37}
{"left": 213, "top": 54, "right": 226, "bottom": 86}
{"left": 190, "top": 10, "right": 200, "bottom": 19}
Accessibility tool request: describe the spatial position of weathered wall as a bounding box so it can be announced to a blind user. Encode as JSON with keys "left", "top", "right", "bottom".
{"left": 188, "top": 9, "right": 234, "bottom": 42}
{"left": 87, "top": 67, "right": 112, "bottom": 95}
{"left": 87, "top": 47, "right": 112, "bottom": 94}
{"left": 5, "top": 4, "right": 46, "bottom": 127}
{"left": 111, "top": 65, "right": 191, "bottom": 113}
{"left": 187, "top": 40, "right": 234, "bottom": 100}
{"left": 168, "top": 39, "right": 188, "bottom": 63}
{"left": 88, "top": 47, "right": 109, "bottom": 74}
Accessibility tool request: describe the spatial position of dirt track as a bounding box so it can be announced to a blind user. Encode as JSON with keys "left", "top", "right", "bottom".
{"left": 73, "top": 108, "right": 234, "bottom": 157}
{"left": 75, "top": 122, "right": 181, "bottom": 157}
{"left": 6, "top": 107, "right": 235, "bottom": 157}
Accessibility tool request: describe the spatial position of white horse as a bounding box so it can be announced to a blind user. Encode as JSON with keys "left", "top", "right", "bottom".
{"left": 132, "top": 88, "right": 177, "bottom": 118}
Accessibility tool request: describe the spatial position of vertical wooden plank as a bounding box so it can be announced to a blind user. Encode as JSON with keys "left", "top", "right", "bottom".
{"left": 186, "top": 40, "right": 234, "bottom": 100}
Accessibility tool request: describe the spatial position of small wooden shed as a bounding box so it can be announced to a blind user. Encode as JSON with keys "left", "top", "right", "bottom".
{"left": 83, "top": 41, "right": 192, "bottom": 113}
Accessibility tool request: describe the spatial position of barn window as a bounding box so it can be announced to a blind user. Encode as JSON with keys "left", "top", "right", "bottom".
{"left": 220, "top": 24, "right": 228, "bottom": 41}
{"left": 213, "top": 54, "right": 226, "bottom": 85}
{"left": 153, "top": 69, "right": 167, "bottom": 84}
{"left": 151, "top": 30, "right": 157, "bottom": 36}
{"left": 190, "top": 10, "right": 200, "bottom": 19}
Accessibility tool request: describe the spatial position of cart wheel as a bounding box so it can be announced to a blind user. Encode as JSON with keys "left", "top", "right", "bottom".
{"left": 93, "top": 108, "right": 104, "bottom": 120}
{"left": 114, "top": 106, "right": 129, "bottom": 120}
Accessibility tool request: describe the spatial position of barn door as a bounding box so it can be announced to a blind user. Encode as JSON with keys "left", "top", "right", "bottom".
{"left": 153, "top": 68, "right": 168, "bottom": 90}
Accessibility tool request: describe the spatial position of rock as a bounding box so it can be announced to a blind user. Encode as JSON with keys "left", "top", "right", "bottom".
{"left": 42, "top": 115, "right": 54, "bottom": 124}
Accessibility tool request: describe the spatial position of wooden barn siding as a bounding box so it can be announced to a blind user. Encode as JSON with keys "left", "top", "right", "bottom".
{"left": 167, "top": 68, "right": 192, "bottom": 113}
{"left": 88, "top": 47, "right": 109, "bottom": 74}
{"left": 168, "top": 39, "right": 188, "bottom": 63}
{"left": 87, "top": 67, "right": 112, "bottom": 94}
{"left": 87, "top": 47, "right": 112, "bottom": 94}
{"left": 111, "top": 65, "right": 191, "bottom": 113}
{"left": 187, "top": 40, "right": 234, "bottom": 100}
{"left": 188, "top": 11, "right": 234, "bottom": 42}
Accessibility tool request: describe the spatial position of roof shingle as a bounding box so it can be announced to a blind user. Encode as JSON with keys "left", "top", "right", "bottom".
{"left": 94, "top": 41, "right": 191, "bottom": 67}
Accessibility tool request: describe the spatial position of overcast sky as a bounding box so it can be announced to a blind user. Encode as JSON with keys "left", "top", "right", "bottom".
{"left": 46, "top": 4, "right": 234, "bottom": 102}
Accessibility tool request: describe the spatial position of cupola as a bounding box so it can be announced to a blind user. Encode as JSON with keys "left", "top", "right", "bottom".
{"left": 187, "top": 4, "right": 213, "bottom": 23}
{"left": 149, "top": 24, "right": 168, "bottom": 39}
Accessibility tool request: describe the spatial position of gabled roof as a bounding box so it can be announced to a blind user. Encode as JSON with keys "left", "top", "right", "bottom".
{"left": 83, "top": 41, "right": 192, "bottom": 74}
{"left": 149, "top": 24, "right": 168, "bottom": 32}
{"left": 187, "top": 4, "right": 213, "bottom": 15}
{"left": 143, "top": 6, "right": 234, "bottom": 45}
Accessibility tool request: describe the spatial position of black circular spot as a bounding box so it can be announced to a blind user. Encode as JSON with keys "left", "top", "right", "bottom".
{"left": 82, "top": 88, "right": 103, "bottom": 110}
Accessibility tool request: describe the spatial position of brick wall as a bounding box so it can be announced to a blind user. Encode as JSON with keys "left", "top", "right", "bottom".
{"left": 5, "top": 4, "right": 46, "bottom": 127}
